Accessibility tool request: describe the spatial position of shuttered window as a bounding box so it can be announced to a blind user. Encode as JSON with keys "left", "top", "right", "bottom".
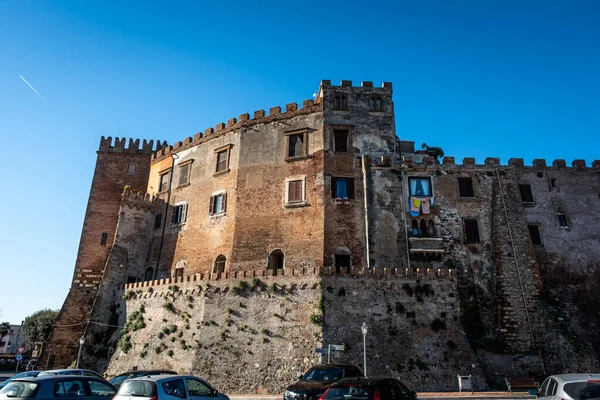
{"left": 463, "top": 219, "right": 480, "bottom": 243}
{"left": 160, "top": 173, "right": 170, "bottom": 192}
{"left": 172, "top": 203, "right": 188, "bottom": 224}
{"left": 288, "top": 180, "right": 303, "bottom": 203}
{"left": 209, "top": 193, "right": 227, "bottom": 215}
{"left": 178, "top": 163, "right": 191, "bottom": 186}
{"left": 519, "top": 184, "right": 534, "bottom": 202}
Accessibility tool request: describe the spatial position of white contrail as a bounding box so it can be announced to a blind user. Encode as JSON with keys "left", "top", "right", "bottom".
{"left": 19, "top": 75, "right": 46, "bottom": 100}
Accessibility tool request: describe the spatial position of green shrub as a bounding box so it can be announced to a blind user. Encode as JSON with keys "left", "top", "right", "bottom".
{"left": 170, "top": 337, "right": 176, "bottom": 343}
{"left": 147, "top": 287, "right": 154, "bottom": 293}
{"left": 118, "top": 334, "right": 132, "bottom": 353}
{"left": 309, "top": 314, "right": 323, "bottom": 326}
{"left": 167, "top": 350, "right": 174, "bottom": 357}
{"left": 155, "top": 346, "right": 162, "bottom": 354}
{"left": 164, "top": 301, "right": 175, "bottom": 312}
{"left": 122, "top": 291, "right": 135, "bottom": 301}
{"left": 140, "top": 350, "right": 147, "bottom": 358}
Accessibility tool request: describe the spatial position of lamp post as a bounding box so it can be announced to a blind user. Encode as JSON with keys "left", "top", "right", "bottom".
{"left": 361, "top": 322, "right": 368, "bottom": 377}
{"left": 76, "top": 336, "right": 85, "bottom": 369}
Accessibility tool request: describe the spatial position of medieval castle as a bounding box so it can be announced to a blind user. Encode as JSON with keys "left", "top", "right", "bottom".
{"left": 42, "top": 80, "right": 600, "bottom": 393}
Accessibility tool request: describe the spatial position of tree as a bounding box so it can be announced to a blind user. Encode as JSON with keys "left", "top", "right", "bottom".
{"left": 0, "top": 322, "right": 10, "bottom": 347}
{"left": 21, "top": 309, "right": 59, "bottom": 349}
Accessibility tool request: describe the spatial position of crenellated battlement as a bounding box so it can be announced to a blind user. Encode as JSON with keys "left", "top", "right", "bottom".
{"left": 397, "top": 155, "right": 600, "bottom": 171}
{"left": 151, "top": 99, "right": 321, "bottom": 162}
{"left": 121, "top": 187, "right": 156, "bottom": 211}
{"left": 117, "top": 266, "right": 454, "bottom": 291}
{"left": 320, "top": 79, "right": 393, "bottom": 90}
{"left": 99, "top": 136, "right": 168, "bottom": 154}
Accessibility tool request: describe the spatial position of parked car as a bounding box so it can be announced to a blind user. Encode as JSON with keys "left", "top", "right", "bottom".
{"left": 114, "top": 375, "right": 229, "bottom": 400}
{"left": 37, "top": 369, "right": 105, "bottom": 381}
{"left": 0, "top": 372, "right": 41, "bottom": 390}
{"left": 537, "top": 374, "right": 600, "bottom": 400}
{"left": 0, "top": 375, "right": 116, "bottom": 399}
{"left": 109, "top": 370, "right": 177, "bottom": 389}
{"left": 284, "top": 364, "right": 363, "bottom": 400}
{"left": 320, "top": 377, "right": 417, "bottom": 400}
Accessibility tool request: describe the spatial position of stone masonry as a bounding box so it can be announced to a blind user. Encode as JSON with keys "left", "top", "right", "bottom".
{"left": 44, "top": 80, "right": 600, "bottom": 391}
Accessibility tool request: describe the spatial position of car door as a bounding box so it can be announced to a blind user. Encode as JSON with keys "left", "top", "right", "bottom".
{"left": 53, "top": 378, "right": 87, "bottom": 400}
{"left": 184, "top": 378, "right": 217, "bottom": 400}
{"left": 161, "top": 378, "right": 188, "bottom": 400}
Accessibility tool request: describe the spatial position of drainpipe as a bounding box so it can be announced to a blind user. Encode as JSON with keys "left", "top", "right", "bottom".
{"left": 361, "top": 156, "right": 371, "bottom": 270}
{"left": 153, "top": 153, "right": 178, "bottom": 280}
{"left": 400, "top": 166, "right": 411, "bottom": 269}
{"left": 495, "top": 168, "right": 545, "bottom": 374}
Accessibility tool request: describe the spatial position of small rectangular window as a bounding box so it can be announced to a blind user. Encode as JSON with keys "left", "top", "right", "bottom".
{"left": 127, "top": 164, "right": 136, "bottom": 175}
{"left": 464, "top": 219, "right": 480, "bottom": 243}
{"left": 172, "top": 202, "right": 188, "bottom": 224}
{"left": 160, "top": 173, "right": 170, "bottom": 192}
{"left": 334, "top": 130, "right": 348, "bottom": 152}
{"left": 528, "top": 225, "right": 543, "bottom": 246}
{"left": 288, "top": 180, "right": 303, "bottom": 203}
{"left": 558, "top": 214, "right": 569, "bottom": 228}
{"left": 551, "top": 178, "right": 557, "bottom": 189}
{"left": 519, "top": 184, "right": 534, "bottom": 202}
{"left": 178, "top": 163, "right": 191, "bottom": 187}
{"left": 458, "top": 177, "right": 474, "bottom": 198}
{"left": 154, "top": 214, "right": 162, "bottom": 230}
{"left": 216, "top": 151, "right": 227, "bottom": 171}
{"left": 331, "top": 177, "right": 355, "bottom": 199}
{"left": 209, "top": 193, "right": 227, "bottom": 215}
{"left": 100, "top": 232, "right": 108, "bottom": 246}
{"left": 409, "top": 177, "right": 432, "bottom": 196}
{"left": 288, "top": 134, "right": 305, "bottom": 158}
{"left": 214, "top": 144, "right": 232, "bottom": 175}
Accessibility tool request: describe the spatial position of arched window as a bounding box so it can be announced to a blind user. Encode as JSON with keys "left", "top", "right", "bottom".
{"left": 340, "top": 95, "right": 347, "bottom": 109}
{"left": 144, "top": 267, "right": 153, "bottom": 281}
{"left": 428, "top": 220, "right": 436, "bottom": 237}
{"left": 420, "top": 220, "right": 428, "bottom": 238}
{"left": 334, "top": 246, "right": 351, "bottom": 273}
{"left": 268, "top": 249, "right": 284, "bottom": 270}
{"left": 557, "top": 208, "right": 569, "bottom": 228}
{"left": 214, "top": 255, "right": 226, "bottom": 273}
{"left": 333, "top": 96, "right": 340, "bottom": 109}
{"left": 411, "top": 220, "right": 419, "bottom": 236}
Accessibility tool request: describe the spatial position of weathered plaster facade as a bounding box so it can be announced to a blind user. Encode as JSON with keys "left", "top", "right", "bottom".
{"left": 44, "top": 80, "right": 600, "bottom": 391}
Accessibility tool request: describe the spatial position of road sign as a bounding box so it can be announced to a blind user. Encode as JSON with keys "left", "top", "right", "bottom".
{"left": 16, "top": 355, "right": 22, "bottom": 361}
{"left": 17, "top": 347, "right": 25, "bottom": 355}
{"left": 330, "top": 344, "right": 345, "bottom": 351}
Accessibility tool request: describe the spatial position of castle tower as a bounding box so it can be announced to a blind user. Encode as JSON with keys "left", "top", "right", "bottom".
{"left": 40, "top": 137, "right": 160, "bottom": 368}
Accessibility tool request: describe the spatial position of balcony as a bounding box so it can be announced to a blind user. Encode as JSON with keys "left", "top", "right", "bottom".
{"left": 409, "top": 237, "right": 444, "bottom": 256}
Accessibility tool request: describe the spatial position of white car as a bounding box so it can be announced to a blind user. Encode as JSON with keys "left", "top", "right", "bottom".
{"left": 114, "top": 375, "right": 230, "bottom": 400}
{"left": 538, "top": 374, "right": 600, "bottom": 400}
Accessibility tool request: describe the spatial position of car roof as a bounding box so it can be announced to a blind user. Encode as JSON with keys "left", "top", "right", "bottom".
{"left": 332, "top": 377, "right": 393, "bottom": 386}
{"left": 123, "top": 374, "right": 180, "bottom": 382}
{"left": 42, "top": 369, "right": 93, "bottom": 373}
{"left": 309, "top": 364, "right": 358, "bottom": 369}
{"left": 15, "top": 375, "right": 103, "bottom": 382}
{"left": 118, "top": 370, "right": 177, "bottom": 376}
{"left": 548, "top": 374, "right": 600, "bottom": 383}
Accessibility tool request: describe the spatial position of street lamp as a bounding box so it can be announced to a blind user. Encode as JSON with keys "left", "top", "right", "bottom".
{"left": 361, "top": 322, "right": 368, "bottom": 377}
{"left": 76, "top": 336, "right": 85, "bottom": 369}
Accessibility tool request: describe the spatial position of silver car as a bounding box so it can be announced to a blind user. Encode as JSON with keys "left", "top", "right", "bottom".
{"left": 538, "top": 374, "right": 600, "bottom": 400}
{"left": 114, "top": 375, "right": 230, "bottom": 400}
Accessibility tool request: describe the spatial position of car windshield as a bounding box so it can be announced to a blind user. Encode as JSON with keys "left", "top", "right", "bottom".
{"left": 118, "top": 380, "right": 157, "bottom": 397}
{"left": 564, "top": 382, "right": 600, "bottom": 400}
{"left": 303, "top": 368, "right": 343, "bottom": 382}
{"left": 0, "top": 382, "right": 39, "bottom": 398}
{"left": 1, "top": 373, "right": 37, "bottom": 386}
{"left": 325, "top": 385, "right": 375, "bottom": 400}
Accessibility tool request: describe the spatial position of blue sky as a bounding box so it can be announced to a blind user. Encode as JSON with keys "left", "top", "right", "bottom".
{"left": 0, "top": 0, "right": 598, "bottom": 325}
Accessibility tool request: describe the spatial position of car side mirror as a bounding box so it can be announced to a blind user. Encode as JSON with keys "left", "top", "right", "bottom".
{"left": 212, "top": 389, "right": 218, "bottom": 397}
